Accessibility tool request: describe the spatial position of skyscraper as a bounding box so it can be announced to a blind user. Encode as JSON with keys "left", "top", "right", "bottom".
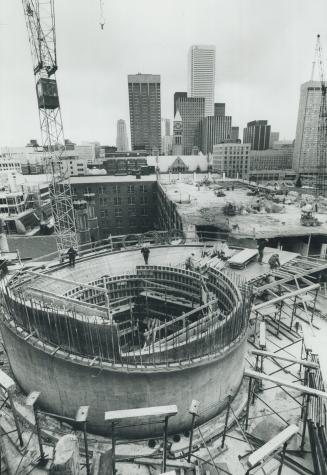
{"left": 201, "top": 115, "right": 232, "bottom": 154}
{"left": 174, "top": 92, "right": 187, "bottom": 116}
{"left": 176, "top": 97, "right": 205, "bottom": 155}
{"left": 116, "top": 119, "right": 129, "bottom": 152}
{"left": 243, "top": 120, "right": 271, "bottom": 150}
{"left": 269, "top": 131, "right": 280, "bottom": 149}
{"left": 161, "top": 118, "right": 171, "bottom": 137}
{"left": 231, "top": 126, "right": 239, "bottom": 142}
{"left": 128, "top": 74, "right": 161, "bottom": 153}
{"left": 293, "top": 81, "right": 322, "bottom": 173}
{"left": 214, "top": 103, "right": 225, "bottom": 117}
{"left": 188, "top": 45, "right": 216, "bottom": 116}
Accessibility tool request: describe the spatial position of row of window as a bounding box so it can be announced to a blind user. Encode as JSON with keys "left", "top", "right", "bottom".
{"left": 73, "top": 184, "right": 150, "bottom": 195}
{"left": 100, "top": 207, "right": 149, "bottom": 218}
{"left": 98, "top": 196, "right": 148, "bottom": 206}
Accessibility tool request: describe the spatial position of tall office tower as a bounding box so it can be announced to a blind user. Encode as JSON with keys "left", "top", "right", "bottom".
{"left": 172, "top": 110, "right": 183, "bottom": 155}
{"left": 116, "top": 119, "right": 129, "bottom": 152}
{"left": 176, "top": 97, "right": 205, "bottom": 155}
{"left": 214, "top": 103, "right": 225, "bottom": 117}
{"left": 174, "top": 92, "right": 187, "bottom": 116}
{"left": 293, "top": 81, "right": 322, "bottom": 173}
{"left": 269, "top": 131, "right": 280, "bottom": 149}
{"left": 188, "top": 45, "right": 216, "bottom": 116}
{"left": 201, "top": 115, "right": 232, "bottom": 154}
{"left": 243, "top": 120, "right": 271, "bottom": 150}
{"left": 161, "top": 118, "right": 171, "bottom": 137}
{"left": 128, "top": 73, "right": 161, "bottom": 153}
{"left": 231, "top": 126, "right": 239, "bottom": 142}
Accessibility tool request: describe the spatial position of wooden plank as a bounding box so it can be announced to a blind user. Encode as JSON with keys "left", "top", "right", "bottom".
{"left": 244, "top": 369, "right": 327, "bottom": 398}
{"left": 135, "top": 457, "right": 192, "bottom": 468}
{"left": 26, "top": 391, "right": 41, "bottom": 407}
{"left": 249, "top": 350, "right": 319, "bottom": 369}
{"left": 253, "top": 284, "right": 319, "bottom": 311}
{"left": 259, "top": 322, "right": 266, "bottom": 348}
{"left": 75, "top": 406, "right": 89, "bottom": 423}
{"left": 228, "top": 249, "right": 258, "bottom": 268}
{"left": 247, "top": 424, "right": 298, "bottom": 467}
{"left": 104, "top": 405, "right": 178, "bottom": 422}
{"left": 0, "top": 370, "right": 15, "bottom": 391}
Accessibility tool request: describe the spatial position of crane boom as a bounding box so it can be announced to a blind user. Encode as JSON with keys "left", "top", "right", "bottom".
{"left": 313, "top": 34, "right": 327, "bottom": 197}
{"left": 22, "top": 0, "right": 78, "bottom": 255}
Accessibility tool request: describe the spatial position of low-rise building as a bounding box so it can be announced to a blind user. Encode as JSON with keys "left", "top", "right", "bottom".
{"left": 0, "top": 155, "right": 22, "bottom": 174}
{"left": 212, "top": 143, "right": 251, "bottom": 178}
{"left": 249, "top": 145, "right": 293, "bottom": 172}
{"left": 70, "top": 175, "right": 158, "bottom": 239}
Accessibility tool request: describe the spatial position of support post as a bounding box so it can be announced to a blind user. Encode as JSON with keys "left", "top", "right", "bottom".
{"left": 162, "top": 416, "right": 169, "bottom": 473}
{"left": 111, "top": 421, "right": 116, "bottom": 475}
{"left": 83, "top": 421, "right": 90, "bottom": 475}
{"left": 300, "top": 394, "right": 310, "bottom": 452}
{"left": 75, "top": 406, "right": 90, "bottom": 475}
{"left": 187, "top": 413, "right": 196, "bottom": 462}
{"left": 26, "top": 391, "right": 47, "bottom": 463}
{"left": 221, "top": 395, "right": 232, "bottom": 448}
{"left": 245, "top": 377, "right": 252, "bottom": 431}
{"left": 34, "top": 405, "right": 46, "bottom": 464}
{"left": 188, "top": 399, "right": 200, "bottom": 462}
{"left": 9, "top": 391, "right": 23, "bottom": 447}
{"left": 277, "top": 442, "right": 288, "bottom": 475}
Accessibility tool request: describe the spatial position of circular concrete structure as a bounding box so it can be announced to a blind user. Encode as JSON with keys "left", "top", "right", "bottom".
{"left": 1, "top": 242, "right": 251, "bottom": 438}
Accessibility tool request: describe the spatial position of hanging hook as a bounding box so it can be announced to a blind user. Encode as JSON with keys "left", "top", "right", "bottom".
{"left": 99, "top": 0, "right": 105, "bottom": 30}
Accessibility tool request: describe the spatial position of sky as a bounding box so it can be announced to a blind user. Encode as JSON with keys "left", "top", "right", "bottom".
{"left": 0, "top": 0, "right": 327, "bottom": 147}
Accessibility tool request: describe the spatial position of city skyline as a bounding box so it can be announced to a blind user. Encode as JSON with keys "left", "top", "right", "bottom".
{"left": 1, "top": 0, "right": 327, "bottom": 147}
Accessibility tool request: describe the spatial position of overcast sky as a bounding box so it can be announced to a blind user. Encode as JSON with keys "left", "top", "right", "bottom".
{"left": 1, "top": 0, "right": 327, "bottom": 147}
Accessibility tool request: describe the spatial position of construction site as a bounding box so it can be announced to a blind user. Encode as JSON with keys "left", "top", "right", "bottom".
{"left": 1, "top": 1, "right": 327, "bottom": 474}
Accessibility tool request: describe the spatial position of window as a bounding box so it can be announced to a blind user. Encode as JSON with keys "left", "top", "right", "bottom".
{"left": 113, "top": 185, "right": 120, "bottom": 194}
{"left": 100, "top": 210, "right": 105, "bottom": 218}
{"left": 140, "top": 185, "right": 147, "bottom": 193}
{"left": 114, "top": 196, "right": 121, "bottom": 205}
{"left": 99, "top": 186, "right": 105, "bottom": 194}
{"left": 128, "top": 185, "right": 135, "bottom": 193}
{"left": 128, "top": 206, "right": 137, "bottom": 216}
{"left": 141, "top": 207, "right": 148, "bottom": 216}
{"left": 114, "top": 208, "right": 122, "bottom": 217}
{"left": 115, "top": 218, "right": 123, "bottom": 227}
{"left": 128, "top": 196, "right": 135, "bottom": 205}
{"left": 140, "top": 196, "right": 147, "bottom": 204}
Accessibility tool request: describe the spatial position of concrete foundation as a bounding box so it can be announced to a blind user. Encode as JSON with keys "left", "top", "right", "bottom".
{"left": 1, "top": 320, "right": 246, "bottom": 438}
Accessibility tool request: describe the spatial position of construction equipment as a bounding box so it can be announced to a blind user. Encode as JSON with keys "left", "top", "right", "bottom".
{"left": 22, "top": 1, "right": 79, "bottom": 256}
{"left": 301, "top": 204, "right": 321, "bottom": 226}
{"left": 223, "top": 202, "right": 237, "bottom": 216}
{"left": 312, "top": 34, "right": 327, "bottom": 197}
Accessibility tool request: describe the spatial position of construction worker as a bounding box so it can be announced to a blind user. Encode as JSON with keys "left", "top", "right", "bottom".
{"left": 67, "top": 247, "right": 77, "bottom": 267}
{"left": 185, "top": 252, "right": 196, "bottom": 271}
{"left": 141, "top": 244, "right": 150, "bottom": 265}
{"left": 268, "top": 253, "right": 281, "bottom": 270}
{"left": 257, "top": 238, "right": 268, "bottom": 264}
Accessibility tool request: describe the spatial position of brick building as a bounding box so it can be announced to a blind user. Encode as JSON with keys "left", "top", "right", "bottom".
{"left": 70, "top": 175, "right": 158, "bottom": 238}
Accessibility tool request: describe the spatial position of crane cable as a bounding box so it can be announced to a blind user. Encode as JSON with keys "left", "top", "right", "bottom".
{"left": 99, "top": 0, "right": 105, "bottom": 30}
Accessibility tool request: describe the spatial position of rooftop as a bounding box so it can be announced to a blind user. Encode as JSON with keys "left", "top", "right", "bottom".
{"left": 68, "top": 174, "right": 157, "bottom": 184}
{"left": 160, "top": 180, "right": 327, "bottom": 238}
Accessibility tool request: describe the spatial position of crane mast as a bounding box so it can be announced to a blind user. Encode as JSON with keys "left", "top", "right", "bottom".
{"left": 313, "top": 34, "right": 327, "bottom": 197}
{"left": 22, "top": 0, "right": 78, "bottom": 255}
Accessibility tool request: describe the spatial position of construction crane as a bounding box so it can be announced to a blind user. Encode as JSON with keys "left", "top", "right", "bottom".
{"left": 22, "top": 1, "right": 79, "bottom": 256}
{"left": 312, "top": 34, "right": 327, "bottom": 197}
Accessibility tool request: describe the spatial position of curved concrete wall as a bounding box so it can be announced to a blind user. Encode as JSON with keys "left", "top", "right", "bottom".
{"left": 1, "top": 321, "right": 246, "bottom": 438}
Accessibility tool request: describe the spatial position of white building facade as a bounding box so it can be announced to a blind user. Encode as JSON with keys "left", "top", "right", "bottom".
{"left": 293, "top": 80, "right": 322, "bottom": 174}
{"left": 188, "top": 45, "right": 216, "bottom": 117}
{"left": 213, "top": 143, "right": 251, "bottom": 178}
